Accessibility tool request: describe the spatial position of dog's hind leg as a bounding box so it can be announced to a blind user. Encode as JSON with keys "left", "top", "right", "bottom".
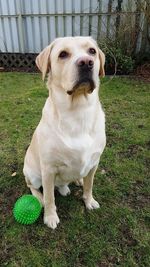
{"left": 75, "top": 178, "right": 83, "bottom": 186}
{"left": 25, "top": 177, "right": 44, "bottom": 206}
{"left": 57, "top": 185, "right": 71, "bottom": 196}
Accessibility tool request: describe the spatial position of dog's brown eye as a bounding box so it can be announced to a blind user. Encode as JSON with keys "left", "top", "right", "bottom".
{"left": 88, "top": 48, "right": 96, "bottom": 55}
{"left": 59, "top": 51, "right": 69, "bottom": 59}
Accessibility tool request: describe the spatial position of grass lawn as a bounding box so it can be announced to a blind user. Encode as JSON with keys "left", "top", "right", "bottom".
{"left": 0, "top": 73, "right": 150, "bottom": 267}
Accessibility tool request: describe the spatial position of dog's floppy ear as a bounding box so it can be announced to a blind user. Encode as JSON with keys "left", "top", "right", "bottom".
{"left": 36, "top": 42, "right": 54, "bottom": 80}
{"left": 99, "top": 49, "right": 105, "bottom": 77}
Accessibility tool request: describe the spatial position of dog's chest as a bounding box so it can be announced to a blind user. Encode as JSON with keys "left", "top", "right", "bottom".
{"left": 54, "top": 133, "right": 103, "bottom": 185}
{"left": 40, "top": 99, "right": 105, "bottom": 184}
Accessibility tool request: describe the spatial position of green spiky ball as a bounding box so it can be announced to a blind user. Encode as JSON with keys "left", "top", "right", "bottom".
{"left": 13, "top": 195, "right": 42, "bottom": 225}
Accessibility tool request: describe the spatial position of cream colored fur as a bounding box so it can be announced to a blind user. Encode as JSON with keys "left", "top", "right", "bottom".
{"left": 23, "top": 36, "right": 106, "bottom": 229}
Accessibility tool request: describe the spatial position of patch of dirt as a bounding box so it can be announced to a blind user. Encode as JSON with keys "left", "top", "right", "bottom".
{"left": 0, "top": 186, "right": 22, "bottom": 223}
{"left": 118, "top": 144, "right": 144, "bottom": 158}
{"left": 96, "top": 254, "right": 122, "bottom": 266}
{"left": 96, "top": 226, "right": 139, "bottom": 266}
{"left": 128, "top": 192, "right": 150, "bottom": 210}
{"left": 146, "top": 140, "right": 150, "bottom": 149}
{"left": 122, "top": 180, "right": 150, "bottom": 210}
{"left": 135, "top": 63, "right": 150, "bottom": 82}
{"left": 119, "top": 224, "right": 138, "bottom": 247}
{"left": 0, "top": 187, "right": 23, "bottom": 266}
{"left": 0, "top": 240, "right": 15, "bottom": 266}
{"left": 106, "top": 134, "right": 124, "bottom": 148}
{"left": 96, "top": 262, "right": 109, "bottom": 267}
{"left": 8, "top": 161, "right": 18, "bottom": 173}
{"left": 112, "top": 123, "right": 124, "bottom": 130}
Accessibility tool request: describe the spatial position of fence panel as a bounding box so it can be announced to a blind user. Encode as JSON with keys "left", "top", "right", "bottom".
{"left": 0, "top": 0, "right": 149, "bottom": 53}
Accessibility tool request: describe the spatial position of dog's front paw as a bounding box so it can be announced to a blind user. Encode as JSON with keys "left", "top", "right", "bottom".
{"left": 83, "top": 197, "right": 100, "bottom": 210}
{"left": 44, "top": 212, "right": 60, "bottom": 229}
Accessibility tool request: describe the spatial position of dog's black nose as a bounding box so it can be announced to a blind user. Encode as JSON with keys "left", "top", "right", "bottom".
{"left": 76, "top": 56, "right": 94, "bottom": 70}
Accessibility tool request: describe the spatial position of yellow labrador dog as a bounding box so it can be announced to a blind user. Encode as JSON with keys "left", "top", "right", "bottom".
{"left": 23, "top": 36, "right": 106, "bottom": 229}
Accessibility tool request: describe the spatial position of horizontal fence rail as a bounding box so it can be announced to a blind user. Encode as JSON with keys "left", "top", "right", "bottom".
{"left": 0, "top": 0, "right": 149, "bottom": 54}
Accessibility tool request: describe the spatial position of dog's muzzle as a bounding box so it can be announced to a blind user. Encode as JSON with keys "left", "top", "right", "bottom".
{"left": 67, "top": 56, "right": 96, "bottom": 95}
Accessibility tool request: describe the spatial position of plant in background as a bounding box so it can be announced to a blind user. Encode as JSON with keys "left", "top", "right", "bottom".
{"left": 97, "top": 0, "right": 149, "bottom": 75}
{"left": 99, "top": 39, "right": 135, "bottom": 75}
{"left": 98, "top": 9, "right": 138, "bottom": 75}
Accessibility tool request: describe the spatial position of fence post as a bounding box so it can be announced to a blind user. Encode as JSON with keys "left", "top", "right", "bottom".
{"left": 16, "top": 0, "right": 25, "bottom": 53}
{"left": 135, "top": 1, "right": 147, "bottom": 54}
{"left": 97, "top": 0, "right": 102, "bottom": 41}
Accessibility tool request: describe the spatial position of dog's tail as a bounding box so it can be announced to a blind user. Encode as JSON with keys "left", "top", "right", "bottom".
{"left": 25, "top": 177, "right": 44, "bottom": 206}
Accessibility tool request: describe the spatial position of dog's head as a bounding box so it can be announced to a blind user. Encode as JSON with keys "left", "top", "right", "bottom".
{"left": 36, "top": 37, "right": 105, "bottom": 96}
